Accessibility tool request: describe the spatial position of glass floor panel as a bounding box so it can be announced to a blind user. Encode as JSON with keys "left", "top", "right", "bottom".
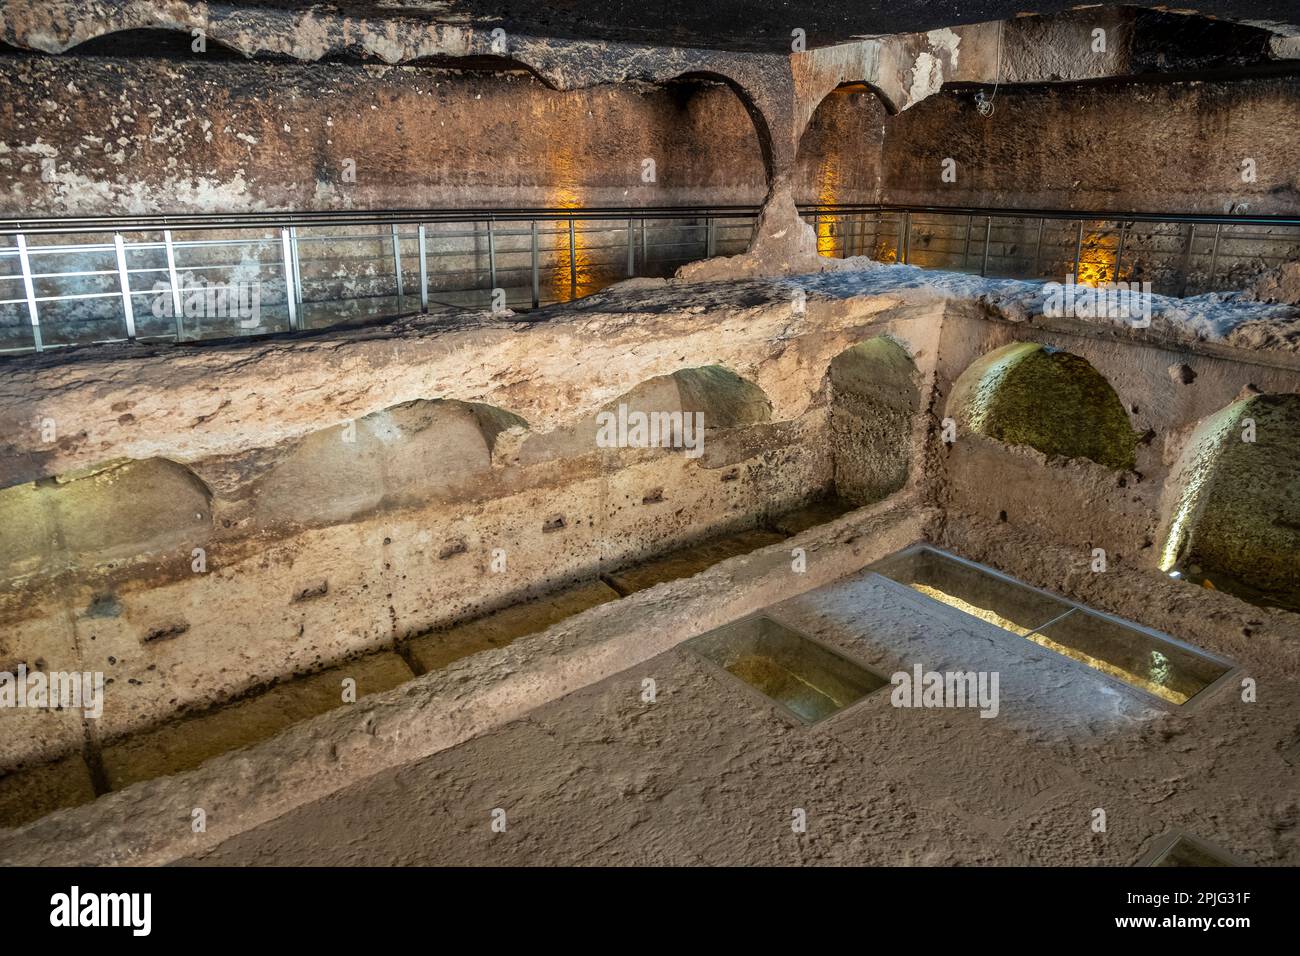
{"left": 871, "top": 546, "right": 1234, "bottom": 708}
{"left": 1029, "top": 609, "right": 1230, "bottom": 706}
{"left": 1140, "top": 831, "right": 1242, "bottom": 867}
{"left": 686, "top": 616, "right": 887, "bottom": 724}
{"left": 870, "top": 547, "right": 1072, "bottom": 635}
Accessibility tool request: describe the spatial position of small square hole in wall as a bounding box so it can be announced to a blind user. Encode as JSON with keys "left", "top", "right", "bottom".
{"left": 685, "top": 616, "right": 887, "bottom": 725}
{"left": 1137, "top": 830, "right": 1244, "bottom": 867}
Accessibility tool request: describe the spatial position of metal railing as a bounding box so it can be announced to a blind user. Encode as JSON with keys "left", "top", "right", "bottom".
{"left": 0, "top": 206, "right": 762, "bottom": 353}
{"left": 808, "top": 204, "right": 1300, "bottom": 298}
{"left": 3, "top": 203, "right": 1298, "bottom": 355}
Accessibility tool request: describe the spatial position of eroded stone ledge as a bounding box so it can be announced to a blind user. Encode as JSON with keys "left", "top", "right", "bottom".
{"left": 0, "top": 497, "right": 934, "bottom": 866}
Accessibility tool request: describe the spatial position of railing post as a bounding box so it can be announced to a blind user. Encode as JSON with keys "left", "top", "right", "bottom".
{"left": 290, "top": 226, "right": 303, "bottom": 307}
{"left": 391, "top": 224, "right": 404, "bottom": 299}
{"left": 981, "top": 217, "right": 992, "bottom": 276}
{"left": 15, "top": 233, "right": 42, "bottom": 352}
{"left": 1207, "top": 223, "right": 1223, "bottom": 291}
{"left": 113, "top": 231, "right": 136, "bottom": 341}
{"left": 9, "top": 203, "right": 1269, "bottom": 351}
{"left": 1115, "top": 221, "right": 1128, "bottom": 283}
{"left": 163, "top": 229, "right": 184, "bottom": 341}
{"left": 417, "top": 223, "right": 429, "bottom": 313}
{"left": 568, "top": 218, "right": 577, "bottom": 295}
{"left": 530, "top": 220, "right": 540, "bottom": 308}
{"left": 1032, "top": 218, "right": 1044, "bottom": 277}
{"left": 281, "top": 227, "right": 299, "bottom": 330}
{"left": 1073, "top": 220, "right": 1084, "bottom": 280}
{"left": 626, "top": 217, "right": 635, "bottom": 277}
{"left": 1179, "top": 223, "right": 1198, "bottom": 297}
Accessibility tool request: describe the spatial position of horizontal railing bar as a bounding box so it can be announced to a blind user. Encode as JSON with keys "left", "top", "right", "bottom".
{"left": 0, "top": 206, "right": 764, "bottom": 236}
{"left": 30, "top": 290, "right": 125, "bottom": 303}
{"left": 3, "top": 202, "right": 1297, "bottom": 356}
{"left": 6, "top": 203, "right": 1297, "bottom": 238}
{"left": 801, "top": 203, "right": 1300, "bottom": 227}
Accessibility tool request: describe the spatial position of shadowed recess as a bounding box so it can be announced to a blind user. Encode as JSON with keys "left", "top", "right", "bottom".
{"left": 829, "top": 336, "right": 920, "bottom": 504}
{"left": 517, "top": 364, "right": 772, "bottom": 463}
{"left": 948, "top": 342, "right": 1138, "bottom": 471}
{"left": 1162, "top": 393, "right": 1300, "bottom": 611}
{"left": 255, "top": 399, "right": 527, "bottom": 527}
{"left": 0, "top": 458, "right": 212, "bottom": 575}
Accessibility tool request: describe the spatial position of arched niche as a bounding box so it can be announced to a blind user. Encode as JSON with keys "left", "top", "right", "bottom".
{"left": 255, "top": 399, "right": 527, "bottom": 526}
{"left": 828, "top": 336, "right": 921, "bottom": 503}
{"left": 794, "top": 84, "right": 892, "bottom": 259}
{"left": 947, "top": 342, "right": 1138, "bottom": 471}
{"left": 518, "top": 365, "right": 772, "bottom": 465}
{"left": 1159, "top": 393, "right": 1300, "bottom": 611}
{"left": 0, "top": 458, "right": 212, "bottom": 574}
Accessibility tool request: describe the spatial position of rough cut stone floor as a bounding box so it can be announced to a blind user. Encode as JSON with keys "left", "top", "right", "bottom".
{"left": 185, "top": 568, "right": 1300, "bottom": 867}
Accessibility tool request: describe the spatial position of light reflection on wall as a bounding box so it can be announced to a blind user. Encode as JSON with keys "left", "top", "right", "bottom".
{"left": 1158, "top": 400, "right": 1246, "bottom": 573}
{"left": 873, "top": 239, "right": 898, "bottom": 263}
{"left": 547, "top": 149, "right": 597, "bottom": 302}
{"left": 958, "top": 341, "right": 1041, "bottom": 433}
{"left": 1076, "top": 230, "right": 1124, "bottom": 286}
{"left": 816, "top": 156, "right": 839, "bottom": 257}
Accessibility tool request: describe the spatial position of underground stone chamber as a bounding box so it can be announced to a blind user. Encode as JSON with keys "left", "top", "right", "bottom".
{"left": 1, "top": 275, "right": 1296, "bottom": 869}
{"left": 0, "top": 1, "right": 1298, "bottom": 872}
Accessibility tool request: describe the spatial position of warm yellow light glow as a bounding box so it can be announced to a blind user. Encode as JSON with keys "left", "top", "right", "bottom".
{"left": 910, "top": 584, "right": 1033, "bottom": 635}
{"left": 547, "top": 151, "right": 597, "bottom": 302}
{"left": 1025, "top": 630, "right": 1187, "bottom": 705}
{"left": 1075, "top": 231, "right": 1124, "bottom": 286}
{"left": 816, "top": 157, "right": 839, "bottom": 257}
{"left": 911, "top": 583, "right": 1187, "bottom": 704}
{"left": 1158, "top": 401, "right": 1248, "bottom": 572}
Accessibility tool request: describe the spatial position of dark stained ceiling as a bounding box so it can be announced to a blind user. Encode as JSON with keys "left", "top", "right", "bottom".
{"left": 269, "top": 1, "right": 1300, "bottom": 52}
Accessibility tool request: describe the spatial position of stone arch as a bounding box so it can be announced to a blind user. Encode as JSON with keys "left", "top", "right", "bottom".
{"left": 518, "top": 365, "right": 772, "bottom": 464}
{"left": 669, "top": 70, "right": 777, "bottom": 184}
{"left": 947, "top": 342, "right": 1138, "bottom": 471}
{"left": 0, "top": 458, "right": 212, "bottom": 574}
{"left": 794, "top": 83, "right": 893, "bottom": 257}
{"left": 255, "top": 400, "right": 527, "bottom": 527}
{"left": 828, "top": 336, "right": 921, "bottom": 503}
{"left": 62, "top": 27, "right": 246, "bottom": 59}
{"left": 664, "top": 365, "right": 774, "bottom": 425}
{"left": 1158, "top": 392, "right": 1300, "bottom": 610}
{"left": 404, "top": 53, "right": 557, "bottom": 87}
